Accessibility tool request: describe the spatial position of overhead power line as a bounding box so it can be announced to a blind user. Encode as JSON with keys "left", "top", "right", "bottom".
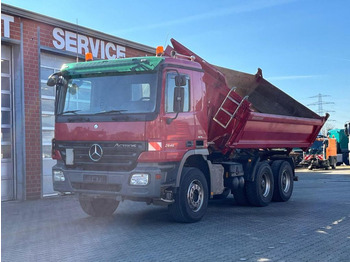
{"left": 307, "top": 93, "right": 334, "bottom": 116}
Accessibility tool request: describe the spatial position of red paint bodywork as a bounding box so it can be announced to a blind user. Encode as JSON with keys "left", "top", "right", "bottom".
{"left": 165, "top": 39, "right": 327, "bottom": 154}
{"left": 55, "top": 39, "right": 327, "bottom": 163}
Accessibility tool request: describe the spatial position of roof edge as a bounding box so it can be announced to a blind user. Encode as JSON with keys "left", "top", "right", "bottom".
{"left": 1, "top": 3, "right": 156, "bottom": 54}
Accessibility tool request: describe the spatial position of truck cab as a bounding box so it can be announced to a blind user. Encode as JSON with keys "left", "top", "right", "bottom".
{"left": 49, "top": 55, "right": 212, "bottom": 221}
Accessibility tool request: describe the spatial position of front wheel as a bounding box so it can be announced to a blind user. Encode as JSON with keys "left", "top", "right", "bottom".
{"left": 168, "top": 168, "right": 208, "bottom": 223}
{"left": 331, "top": 163, "right": 336, "bottom": 169}
{"left": 79, "top": 194, "right": 119, "bottom": 217}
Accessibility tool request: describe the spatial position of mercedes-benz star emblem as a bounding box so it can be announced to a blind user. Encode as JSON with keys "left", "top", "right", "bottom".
{"left": 89, "top": 144, "right": 103, "bottom": 162}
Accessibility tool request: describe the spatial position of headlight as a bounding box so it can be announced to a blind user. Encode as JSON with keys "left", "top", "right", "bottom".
{"left": 130, "top": 174, "right": 149, "bottom": 186}
{"left": 53, "top": 170, "right": 65, "bottom": 182}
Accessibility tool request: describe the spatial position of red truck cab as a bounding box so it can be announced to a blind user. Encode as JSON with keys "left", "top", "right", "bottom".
{"left": 50, "top": 55, "right": 211, "bottom": 221}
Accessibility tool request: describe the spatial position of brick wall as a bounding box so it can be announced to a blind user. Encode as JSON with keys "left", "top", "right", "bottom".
{"left": 2, "top": 12, "right": 154, "bottom": 200}
{"left": 22, "top": 18, "right": 41, "bottom": 199}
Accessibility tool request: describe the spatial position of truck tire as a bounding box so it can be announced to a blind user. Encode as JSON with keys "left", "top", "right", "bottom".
{"left": 345, "top": 155, "right": 349, "bottom": 165}
{"left": 168, "top": 168, "right": 208, "bottom": 223}
{"left": 246, "top": 162, "right": 274, "bottom": 207}
{"left": 271, "top": 160, "right": 294, "bottom": 202}
{"left": 79, "top": 194, "right": 119, "bottom": 217}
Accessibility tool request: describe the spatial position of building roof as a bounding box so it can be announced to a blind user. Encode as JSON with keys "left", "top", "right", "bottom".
{"left": 1, "top": 3, "right": 156, "bottom": 54}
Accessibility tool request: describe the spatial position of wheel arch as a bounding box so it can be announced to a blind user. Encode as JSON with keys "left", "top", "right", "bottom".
{"left": 175, "top": 149, "right": 210, "bottom": 189}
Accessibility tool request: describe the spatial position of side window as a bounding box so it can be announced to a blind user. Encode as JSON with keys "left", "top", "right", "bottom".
{"left": 165, "top": 73, "right": 190, "bottom": 113}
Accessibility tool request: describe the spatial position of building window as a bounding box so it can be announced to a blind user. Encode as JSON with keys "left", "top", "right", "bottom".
{"left": 1, "top": 53, "right": 12, "bottom": 161}
{"left": 40, "top": 66, "right": 58, "bottom": 159}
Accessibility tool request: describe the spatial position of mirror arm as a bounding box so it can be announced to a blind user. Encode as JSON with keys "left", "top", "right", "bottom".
{"left": 166, "top": 112, "right": 179, "bottom": 125}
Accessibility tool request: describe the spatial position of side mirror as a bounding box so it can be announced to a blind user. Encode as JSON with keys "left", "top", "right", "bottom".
{"left": 57, "top": 76, "right": 67, "bottom": 86}
{"left": 47, "top": 74, "right": 67, "bottom": 87}
{"left": 345, "top": 124, "right": 349, "bottom": 136}
{"left": 175, "top": 75, "right": 186, "bottom": 86}
{"left": 166, "top": 86, "right": 185, "bottom": 125}
{"left": 47, "top": 74, "right": 58, "bottom": 86}
{"left": 173, "top": 86, "right": 184, "bottom": 113}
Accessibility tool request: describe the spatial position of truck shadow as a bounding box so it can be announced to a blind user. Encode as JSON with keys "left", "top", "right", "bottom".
{"left": 74, "top": 196, "right": 288, "bottom": 228}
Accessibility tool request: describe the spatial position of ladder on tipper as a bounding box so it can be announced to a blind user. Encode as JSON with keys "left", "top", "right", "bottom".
{"left": 168, "top": 38, "right": 251, "bottom": 152}
{"left": 213, "top": 87, "right": 249, "bottom": 129}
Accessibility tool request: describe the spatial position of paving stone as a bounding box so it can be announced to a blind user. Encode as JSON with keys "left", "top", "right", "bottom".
{"left": 2, "top": 168, "right": 350, "bottom": 261}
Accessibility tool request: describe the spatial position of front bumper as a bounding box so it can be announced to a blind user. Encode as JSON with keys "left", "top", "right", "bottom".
{"left": 53, "top": 162, "right": 177, "bottom": 200}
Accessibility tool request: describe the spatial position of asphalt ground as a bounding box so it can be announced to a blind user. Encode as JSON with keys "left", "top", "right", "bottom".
{"left": 2, "top": 166, "right": 350, "bottom": 262}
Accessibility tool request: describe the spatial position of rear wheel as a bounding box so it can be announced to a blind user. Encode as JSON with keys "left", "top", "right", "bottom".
{"left": 345, "top": 155, "right": 349, "bottom": 165}
{"left": 329, "top": 156, "right": 337, "bottom": 169}
{"left": 246, "top": 162, "right": 274, "bottom": 207}
{"left": 168, "top": 168, "right": 208, "bottom": 223}
{"left": 79, "top": 194, "right": 119, "bottom": 217}
{"left": 271, "top": 160, "right": 294, "bottom": 202}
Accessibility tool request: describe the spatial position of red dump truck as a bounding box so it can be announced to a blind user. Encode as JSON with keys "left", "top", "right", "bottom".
{"left": 48, "top": 39, "right": 328, "bottom": 222}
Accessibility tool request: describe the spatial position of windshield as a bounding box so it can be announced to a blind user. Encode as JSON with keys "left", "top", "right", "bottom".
{"left": 308, "top": 140, "right": 323, "bottom": 154}
{"left": 57, "top": 73, "right": 157, "bottom": 115}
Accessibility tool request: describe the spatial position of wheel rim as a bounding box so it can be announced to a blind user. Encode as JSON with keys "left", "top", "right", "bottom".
{"left": 261, "top": 173, "right": 271, "bottom": 198}
{"left": 281, "top": 170, "right": 291, "bottom": 193}
{"left": 187, "top": 179, "right": 204, "bottom": 212}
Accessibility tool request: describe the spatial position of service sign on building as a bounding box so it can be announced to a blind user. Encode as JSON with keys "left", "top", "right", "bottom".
{"left": 52, "top": 28, "right": 126, "bottom": 59}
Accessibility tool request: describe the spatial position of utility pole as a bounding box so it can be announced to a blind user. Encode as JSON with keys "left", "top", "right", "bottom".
{"left": 308, "top": 93, "right": 335, "bottom": 136}
{"left": 307, "top": 93, "right": 334, "bottom": 116}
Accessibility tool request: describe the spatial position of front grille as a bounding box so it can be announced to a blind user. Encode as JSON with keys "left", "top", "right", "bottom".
{"left": 57, "top": 141, "right": 146, "bottom": 171}
{"left": 71, "top": 182, "right": 121, "bottom": 192}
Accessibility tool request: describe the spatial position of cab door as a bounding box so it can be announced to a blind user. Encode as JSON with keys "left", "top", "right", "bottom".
{"left": 162, "top": 70, "right": 195, "bottom": 160}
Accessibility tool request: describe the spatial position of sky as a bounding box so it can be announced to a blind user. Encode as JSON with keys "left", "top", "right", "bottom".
{"left": 3, "top": 0, "right": 350, "bottom": 129}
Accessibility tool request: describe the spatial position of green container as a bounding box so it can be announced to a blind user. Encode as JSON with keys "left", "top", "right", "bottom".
{"left": 327, "top": 129, "right": 349, "bottom": 152}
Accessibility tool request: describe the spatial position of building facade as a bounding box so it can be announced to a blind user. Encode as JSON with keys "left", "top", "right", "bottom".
{"left": 1, "top": 4, "right": 155, "bottom": 201}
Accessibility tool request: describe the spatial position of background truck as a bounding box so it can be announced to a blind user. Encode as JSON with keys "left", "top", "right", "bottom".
{"left": 345, "top": 121, "right": 350, "bottom": 164}
{"left": 48, "top": 39, "right": 327, "bottom": 222}
{"left": 327, "top": 128, "right": 349, "bottom": 165}
{"left": 300, "top": 135, "right": 337, "bottom": 169}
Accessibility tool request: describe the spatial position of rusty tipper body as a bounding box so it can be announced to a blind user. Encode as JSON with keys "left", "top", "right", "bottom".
{"left": 49, "top": 39, "right": 327, "bottom": 222}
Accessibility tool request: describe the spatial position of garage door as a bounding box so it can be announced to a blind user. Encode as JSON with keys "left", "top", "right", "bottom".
{"left": 1, "top": 44, "right": 14, "bottom": 201}
{"left": 40, "top": 52, "right": 75, "bottom": 196}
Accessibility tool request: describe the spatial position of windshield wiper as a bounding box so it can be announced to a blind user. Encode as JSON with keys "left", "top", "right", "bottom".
{"left": 58, "top": 110, "right": 81, "bottom": 116}
{"left": 68, "top": 117, "right": 90, "bottom": 122}
{"left": 93, "top": 110, "right": 128, "bottom": 115}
